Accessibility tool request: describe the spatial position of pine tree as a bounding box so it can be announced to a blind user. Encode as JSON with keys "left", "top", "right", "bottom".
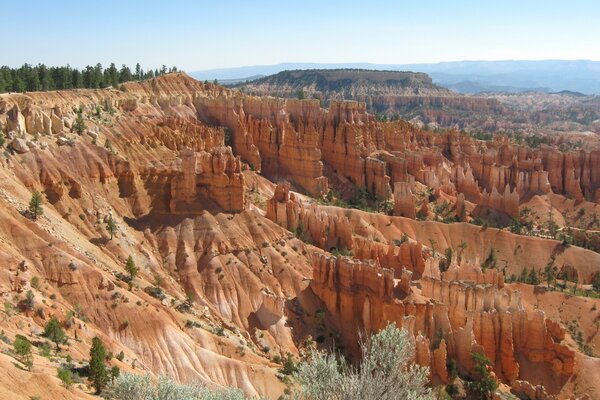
{"left": 135, "top": 63, "right": 142, "bottom": 80}
{"left": 519, "top": 266, "right": 528, "bottom": 283}
{"left": 89, "top": 336, "right": 109, "bottom": 394}
{"left": 125, "top": 256, "right": 138, "bottom": 282}
{"left": 467, "top": 352, "right": 498, "bottom": 399}
{"left": 43, "top": 315, "right": 66, "bottom": 352}
{"left": 543, "top": 261, "right": 557, "bottom": 288}
{"left": 108, "top": 63, "right": 119, "bottom": 87}
{"left": 119, "top": 65, "right": 132, "bottom": 83}
{"left": 0, "top": 63, "right": 176, "bottom": 94}
{"left": 73, "top": 109, "right": 86, "bottom": 134}
{"left": 106, "top": 216, "right": 117, "bottom": 240}
{"left": 28, "top": 191, "right": 44, "bottom": 220}
{"left": 527, "top": 268, "right": 540, "bottom": 285}
{"left": 72, "top": 69, "right": 83, "bottom": 88}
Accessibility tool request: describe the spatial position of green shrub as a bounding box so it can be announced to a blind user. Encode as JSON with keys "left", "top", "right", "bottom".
{"left": 57, "top": 366, "right": 74, "bottom": 388}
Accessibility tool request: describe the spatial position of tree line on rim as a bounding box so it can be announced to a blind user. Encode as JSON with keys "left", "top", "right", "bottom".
{"left": 0, "top": 63, "right": 178, "bottom": 93}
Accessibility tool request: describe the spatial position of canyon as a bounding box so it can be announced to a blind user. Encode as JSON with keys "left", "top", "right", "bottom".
{"left": 236, "top": 69, "right": 600, "bottom": 142}
{"left": 0, "top": 72, "right": 599, "bottom": 399}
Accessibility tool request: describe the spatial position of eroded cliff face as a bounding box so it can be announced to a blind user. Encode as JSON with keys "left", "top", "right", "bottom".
{"left": 5, "top": 73, "right": 599, "bottom": 218}
{"left": 264, "top": 182, "right": 600, "bottom": 397}
{"left": 0, "top": 73, "right": 598, "bottom": 399}
{"left": 310, "top": 253, "right": 575, "bottom": 394}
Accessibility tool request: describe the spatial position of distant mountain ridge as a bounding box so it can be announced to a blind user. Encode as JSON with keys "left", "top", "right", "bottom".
{"left": 190, "top": 60, "right": 600, "bottom": 95}
{"left": 234, "top": 69, "right": 452, "bottom": 98}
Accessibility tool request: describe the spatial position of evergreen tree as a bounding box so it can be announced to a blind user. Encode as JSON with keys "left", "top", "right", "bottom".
{"left": 24, "top": 289, "right": 35, "bottom": 310}
{"left": 39, "top": 64, "right": 54, "bottom": 91}
{"left": 119, "top": 65, "right": 132, "bottom": 83}
{"left": 593, "top": 273, "right": 600, "bottom": 294}
{"left": 73, "top": 108, "right": 86, "bottom": 134}
{"left": 13, "top": 334, "right": 33, "bottom": 370}
{"left": 83, "top": 65, "right": 94, "bottom": 88}
{"left": 527, "top": 268, "right": 540, "bottom": 285}
{"left": 519, "top": 266, "right": 528, "bottom": 283}
{"left": 467, "top": 352, "right": 497, "bottom": 399}
{"left": 110, "top": 365, "right": 120, "bottom": 383}
{"left": 543, "top": 261, "right": 557, "bottom": 288}
{"left": 61, "top": 65, "right": 72, "bottom": 89}
{"left": 125, "top": 256, "right": 138, "bottom": 282}
{"left": 0, "top": 63, "right": 176, "bottom": 94}
{"left": 28, "top": 191, "right": 44, "bottom": 220}
{"left": 106, "top": 216, "right": 117, "bottom": 240}
{"left": 135, "top": 63, "right": 142, "bottom": 80}
{"left": 108, "top": 63, "right": 119, "bottom": 87}
{"left": 89, "top": 336, "right": 109, "bottom": 394}
{"left": 43, "top": 315, "right": 66, "bottom": 352}
{"left": 12, "top": 70, "right": 25, "bottom": 92}
{"left": 94, "top": 63, "right": 105, "bottom": 88}
{"left": 0, "top": 70, "right": 5, "bottom": 93}
{"left": 72, "top": 69, "right": 83, "bottom": 88}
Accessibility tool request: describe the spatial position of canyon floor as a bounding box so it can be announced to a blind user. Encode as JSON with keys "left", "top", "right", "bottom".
{"left": 0, "top": 73, "right": 599, "bottom": 399}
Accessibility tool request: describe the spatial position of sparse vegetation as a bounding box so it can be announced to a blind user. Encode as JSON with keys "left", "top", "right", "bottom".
{"left": 293, "top": 323, "right": 432, "bottom": 399}
{"left": 102, "top": 373, "right": 247, "bottom": 400}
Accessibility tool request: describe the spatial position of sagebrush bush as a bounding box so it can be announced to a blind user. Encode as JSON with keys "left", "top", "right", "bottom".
{"left": 293, "top": 323, "right": 433, "bottom": 400}
{"left": 102, "top": 374, "right": 247, "bottom": 400}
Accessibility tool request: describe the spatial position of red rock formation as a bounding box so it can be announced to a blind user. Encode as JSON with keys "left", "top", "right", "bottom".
{"left": 479, "top": 183, "right": 520, "bottom": 218}
{"left": 170, "top": 146, "right": 245, "bottom": 213}
{"left": 311, "top": 253, "right": 575, "bottom": 391}
{"left": 393, "top": 176, "right": 417, "bottom": 218}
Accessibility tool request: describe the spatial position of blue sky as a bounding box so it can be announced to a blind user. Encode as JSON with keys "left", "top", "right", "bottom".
{"left": 6, "top": 0, "right": 600, "bottom": 71}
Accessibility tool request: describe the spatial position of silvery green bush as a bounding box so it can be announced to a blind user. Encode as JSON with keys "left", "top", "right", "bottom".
{"left": 293, "top": 323, "right": 433, "bottom": 400}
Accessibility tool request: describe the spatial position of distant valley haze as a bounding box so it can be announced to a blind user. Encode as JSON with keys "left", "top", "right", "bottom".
{"left": 190, "top": 60, "right": 600, "bottom": 95}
